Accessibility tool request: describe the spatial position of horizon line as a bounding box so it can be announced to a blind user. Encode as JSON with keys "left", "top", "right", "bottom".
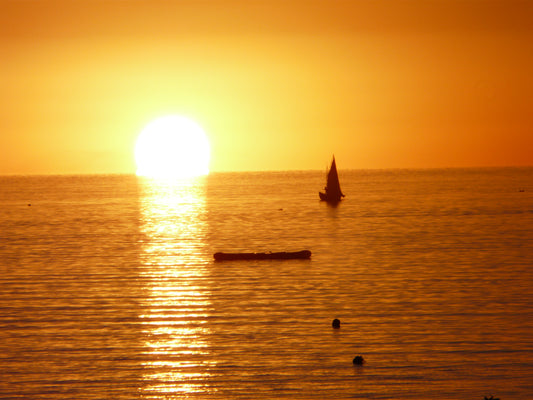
{"left": 1, "top": 164, "right": 532, "bottom": 178}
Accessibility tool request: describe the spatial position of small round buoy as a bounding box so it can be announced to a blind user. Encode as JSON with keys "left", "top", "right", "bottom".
{"left": 353, "top": 355, "right": 365, "bottom": 365}
{"left": 332, "top": 318, "right": 341, "bottom": 329}
{"left": 28, "top": 204, "right": 31, "bottom": 206}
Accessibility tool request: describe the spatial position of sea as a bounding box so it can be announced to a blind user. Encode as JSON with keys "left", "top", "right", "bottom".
{"left": 1, "top": 168, "right": 532, "bottom": 399}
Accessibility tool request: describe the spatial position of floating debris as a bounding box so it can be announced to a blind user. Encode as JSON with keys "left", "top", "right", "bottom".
{"left": 353, "top": 355, "right": 365, "bottom": 365}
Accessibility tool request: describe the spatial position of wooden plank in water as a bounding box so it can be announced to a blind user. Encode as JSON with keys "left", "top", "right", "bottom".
{"left": 213, "top": 250, "right": 311, "bottom": 261}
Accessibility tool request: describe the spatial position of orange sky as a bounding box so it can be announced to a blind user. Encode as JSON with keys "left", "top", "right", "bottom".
{"left": 1, "top": 0, "right": 532, "bottom": 174}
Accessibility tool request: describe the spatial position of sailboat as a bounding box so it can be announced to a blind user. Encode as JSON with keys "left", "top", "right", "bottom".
{"left": 319, "top": 155, "right": 345, "bottom": 203}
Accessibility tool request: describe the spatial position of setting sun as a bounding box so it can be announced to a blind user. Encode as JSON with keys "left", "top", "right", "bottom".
{"left": 135, "top": 115, "right": 210, "bottom": 178}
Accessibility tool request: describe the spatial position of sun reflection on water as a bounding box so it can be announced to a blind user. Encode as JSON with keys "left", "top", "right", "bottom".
{"left": 137, "top": 176, "right": 214, "bottom": 397}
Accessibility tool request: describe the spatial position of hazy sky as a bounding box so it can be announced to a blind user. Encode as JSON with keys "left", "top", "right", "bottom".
{"left": 1, "top": 0, "right": 532, "bottom": 174}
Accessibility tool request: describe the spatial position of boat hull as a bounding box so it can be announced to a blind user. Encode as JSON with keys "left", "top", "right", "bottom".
{"left": 319, "top": 191, "right": 342, "bottom": 203}
{"left": 214, "top": 250, "right": 311, "bottom": 261}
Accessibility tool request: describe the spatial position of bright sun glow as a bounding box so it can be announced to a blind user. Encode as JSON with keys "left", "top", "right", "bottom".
{"left": 135, "top": 116, "right": 210, "bottom": 178}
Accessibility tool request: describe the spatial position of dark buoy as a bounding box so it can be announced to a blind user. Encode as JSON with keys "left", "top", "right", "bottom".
{"left": 353, "top": 355, "right": 365, "bottom": 365}
{"left": 332, "top": 318, "right": 341, "bottom": 329}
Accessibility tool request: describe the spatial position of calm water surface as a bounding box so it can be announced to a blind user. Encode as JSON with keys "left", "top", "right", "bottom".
{"left": 1, "top": 168, "right": 532, "bottom": 399}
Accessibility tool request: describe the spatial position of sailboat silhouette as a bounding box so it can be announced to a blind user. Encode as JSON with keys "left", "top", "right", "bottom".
{"left": 319, "top": 155, "right": 344, "bottom": 203}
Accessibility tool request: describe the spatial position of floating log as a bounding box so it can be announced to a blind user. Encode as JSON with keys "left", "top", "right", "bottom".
{"left": 213, "top": 250, "right": 311, "bottom": 261}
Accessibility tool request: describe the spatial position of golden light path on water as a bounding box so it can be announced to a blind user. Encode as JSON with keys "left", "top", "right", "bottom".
{"left": 137, "top": 176, "right": 214, "bottom": 397}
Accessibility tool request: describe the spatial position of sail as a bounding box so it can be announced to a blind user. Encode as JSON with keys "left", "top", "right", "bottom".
{"left": 326, "top": 157, "right": 344, "bottom": 200}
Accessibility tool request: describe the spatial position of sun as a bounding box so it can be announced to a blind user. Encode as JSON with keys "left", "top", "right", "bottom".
{"left": 135, "top": 115, "right": 210, "bottom": 178}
